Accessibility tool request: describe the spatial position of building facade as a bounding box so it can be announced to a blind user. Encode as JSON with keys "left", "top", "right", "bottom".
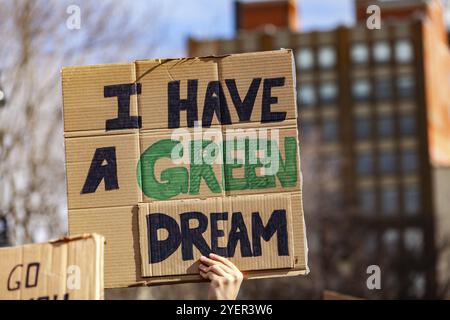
{"left": 0, "top": 216, "right": 8, "bottom": 247}
{"left": 189, "top": 0, "right": 450, "bottom": 298}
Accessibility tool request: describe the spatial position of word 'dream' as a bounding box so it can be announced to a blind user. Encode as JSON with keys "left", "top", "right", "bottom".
{"left": 146, "top": 209, "right": 288, "bottom": 263}
{"left": 138, "top": 194, "right": 294, "bottom": 277}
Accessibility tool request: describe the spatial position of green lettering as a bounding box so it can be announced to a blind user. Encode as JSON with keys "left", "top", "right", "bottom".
{"left": 245, "top": 139, "right": 275, "bottom": 189}
{"left": 276, "top": 137, "right": 298, "bottom": 187}
{"left": 137, "top": 139, "right": 188, "bottom": 200}
{"left": 189, "top": 140, "right": 222, "bottom": 195}
{"left": 137, "top": 136, "right": 298, "bottom": 200}
{"left": 223, "top": 139, "right": 248, "bottom": 191}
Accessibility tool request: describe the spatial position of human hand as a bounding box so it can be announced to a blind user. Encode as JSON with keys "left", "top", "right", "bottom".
{"left": 199, "top": 253, "right": 244, "bottom": 300}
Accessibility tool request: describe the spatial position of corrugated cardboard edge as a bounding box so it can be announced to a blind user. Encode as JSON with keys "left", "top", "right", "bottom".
{"left": 49, "top": 233, "right": 103, "bottom": 245}
{"left": 289, "top": 47, "right": 310, "bottom": 276}
{"left": 123, "top": 269, "right": 308, "bottom": 288}
{"left": 60, "top": 49, "right": 291, "bottom": 76}
{"left": 1, "top": 233, "right": 105, "bottom": 249}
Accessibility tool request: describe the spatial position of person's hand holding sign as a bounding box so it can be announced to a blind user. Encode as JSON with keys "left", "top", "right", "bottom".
{"left": 199, "top": 253, "right": 243, "bottom": 300}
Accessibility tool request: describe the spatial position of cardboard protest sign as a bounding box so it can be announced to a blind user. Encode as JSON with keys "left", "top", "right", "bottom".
{"left": 62, "top": 49, "right": 308, "bottom": 288}
{"left": 0, "top": 234, "right": 104, "bottom": 300}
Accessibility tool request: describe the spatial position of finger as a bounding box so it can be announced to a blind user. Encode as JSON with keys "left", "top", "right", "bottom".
{"left": 199, "top": 270, "right": 209, "bottom": 280}
{"left": 207, "top": 264, "right": 228, "bottom": 277}
{"left": 200, "top": 262, "right": 228, "bottom": 277}
{"left": 200, "top": 270, "right": 207, "bottom": 279}
{"left": 209, "top": 253, "right": 240, "bottom": 272}
{"left": 198, "top": 263, "right": 209, "bottom": 273}
{"left": 200, "top": 270, "right": 221, "bottom": 283}
{"left": 200, "top": 256, "right": 233, "bottom": 273}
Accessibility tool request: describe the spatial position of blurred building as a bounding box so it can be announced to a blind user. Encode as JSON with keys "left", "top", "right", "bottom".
{"left": 0, "top": 216, "right": 8, "bottom": 247}
{"left": 189, "top": 0, "right": 450, "bottom": 298}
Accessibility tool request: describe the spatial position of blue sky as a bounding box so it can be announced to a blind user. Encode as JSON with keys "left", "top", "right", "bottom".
{"left": 134, "top": 0, "right": 355, "bottom": 58}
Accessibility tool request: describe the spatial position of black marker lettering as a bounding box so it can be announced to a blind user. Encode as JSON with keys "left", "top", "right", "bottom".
{"left": 104, "top": 83, "right": 142, "bottom": 130}
{"left": 226, "top": 78, "right": 261, "bottom": 122}
{"left": 252, "top": 209, "right": 289, "bottom": 256}
{"left": 227, "top": 212, "right": 252, "bottom": 257}
{"left": 147, "top": 213, "right": 181, "bottom": 263}
{"left": 202, "top": 81, "right": 231, "bottom": 127}
{"left": 81, "top": 147, "right": 118, "bottom": 194}
{"left": 261, "top": 77, "right": 286, "bottom": 123}
{"left": 168, "top": 80, "right": 198, "bottom": 128}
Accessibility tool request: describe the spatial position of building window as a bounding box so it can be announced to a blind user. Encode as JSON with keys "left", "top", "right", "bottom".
{"left": 373, "top": 41, "right": 391, "bottom": 63}
{"left": 382, "top": 229, "right": 400, "bottom": 254}
{"left": 402, "top": 149, "right": 419, "bottom": 172}
{"left": 395, "top": 39, "right": 414, "bottom": 63}
{"left": 375, "top": 76, "right": 392, "bottom": 100}
{"left": 377, "top": 114, "right": 395, "bottom": 138}
{"left": 300, "top": 121, "right": 315, "bottom": 140}
{"left": 407, "top": 271, "right": 426, "bottom": 298}
{"left": 323, "top": 153, "right": 341, "bottom": 172}
{"left": 318, "top": 46, "right": 336, "bottom": 69}
{"left": 352, "top": 79, "right": 371, "bottom": 102}
{"left": 350, "top": 43, "right": 369, "bottom": 65}
{"left": 363, "top": 232, "right": 377, "bottom": 256}
{"left": 0, "top": 217, "right": 7, "bottom": 246}
{"left": 0, "top": 218, "right": 6, "bottom": 235}
{"left": 379, "top": 151, "right": 396, "bottom": 174}
{"left": 381, "top": 187, "right": 399, "bottom": 216}
{"left": 357, "top": 152, "right": 374, "bottom": 175}
{"left": 400, "top": 114, "right": 417, "bottom": 136}
{"left": 240, "top": 34, "right": 259, "bottom": 52}
{"left": 404, "top": 228, "right": 423, "bottom": 257}
{"left": 296, "top": 48, "right": 314, "bottom": 70}
{"left": 397, "top": 75, "right": 415, "bottom": 99}
{"left": 322, "top": 119, "right": 339, "bottom": 142}
{"left": 322, "top": 155, "right": 342, "bottom": 186}
{"left": 358, "top": 189, "right": 376, "bottom": 215}
{"left": 274, "top": 30, "right": 290, "bottom": 49}
{"left": 298, "top": 83, "right": 316, "bottom": 107}
{"left": 355, "top": 117, "right": 372, "bottom": 140}
{"left": 404, "top": 185, "right": 420, "bottom": 216}
{"left": 319, "top": 82, "right": 338, "bottom": 105}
